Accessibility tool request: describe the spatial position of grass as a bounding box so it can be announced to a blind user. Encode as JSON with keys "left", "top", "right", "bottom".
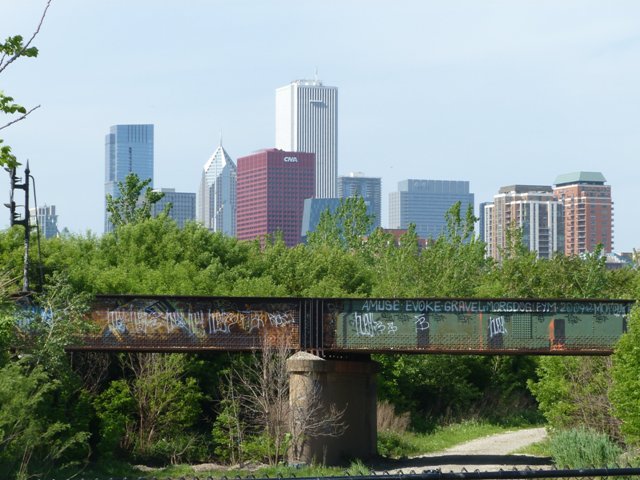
{"left": 513, "top": 437, "right": 552, "bottom": 457}
{"left": 56, "top": 421, "right": 543, "bottom": 478}
{"left": 66, "top": 460, "right": 365, "bottom": 479}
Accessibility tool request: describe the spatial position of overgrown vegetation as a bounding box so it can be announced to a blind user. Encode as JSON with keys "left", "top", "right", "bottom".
{"left": 1, "top": 195, "right": 640, "bottom": 477}
{"left": 549, "top": 428, "right": 623, "bottom": 469}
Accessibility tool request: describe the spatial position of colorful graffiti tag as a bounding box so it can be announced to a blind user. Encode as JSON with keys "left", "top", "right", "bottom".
{"left": 14, "top": 295, "right": 634, "bottom": 354}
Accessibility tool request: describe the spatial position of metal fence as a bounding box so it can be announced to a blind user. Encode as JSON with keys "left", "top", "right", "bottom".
{"left": 53, "top": 467, "right": 640, "bottom": 480}
{"left": 47, "top": 294, "right": 634, "bottom": 355}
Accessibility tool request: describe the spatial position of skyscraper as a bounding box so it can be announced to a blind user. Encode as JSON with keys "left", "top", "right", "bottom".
{"left": 198, "top": 141, "right": 237, "bottom": 236}
{"left": 553, "top": 172, "right": 613, "bottom": 255}
{"left": 275, "top": 79, "right": 337, "bottom": 198}
{"left": 104, "top": 124, "right": 154, "bottom": 232}
{"left": 30, "top": 205, "right": 59, "bottom": 239}
{"left": 483, "top": 185, "right": 564, "bottom": 261}
{"left": 389, "top": 179, "right": 474, "bottom": 240}
{"left": 338, "top": 172, "right": 382, "bottom": 229}
{"left": 151, "top": 188, "right": 196, "bottom": 228}
{"left": 236, "top": 149, "right": 315, "bottom": 247}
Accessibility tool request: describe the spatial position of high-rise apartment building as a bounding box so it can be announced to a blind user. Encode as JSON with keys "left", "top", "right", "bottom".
{"left": 236, "top": 149, "right": 315, "bottom": 247}
{"left": 104, "top": 124, "right": 154, "bottom": 232}
{"left": 483, "top": 185, "right": 564, "bottom": 260}
{"left": 275, "top": 79, "right": 337, "bottom": 198}
{"left": 389, "top": 179, "right": 474, "bottom": 240}
{"left": 151, "top": 188, "right": 196, "bottom": 228}
{"left": 338, "top": 172, "right": 381, "bottom": 229}
{"left": 198, "top": 142, "right": 237, "bottom": 236}
{"left": 553, "top": 172, "right": 613, "bottom": 255}
{"left": 30, "top": 205, "right": 58, "bottom": 239}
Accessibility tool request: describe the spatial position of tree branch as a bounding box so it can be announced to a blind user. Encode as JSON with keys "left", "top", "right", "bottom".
{"left": 0, "top": 0, "right": 52, "bottom": 75}
{"left": 0, "top": 105, "right": 41, "bottom": 131}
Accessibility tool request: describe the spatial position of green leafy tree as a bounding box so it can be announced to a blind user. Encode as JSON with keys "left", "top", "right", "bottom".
{"left": 105, "top": 173, "right": 166, "bottom": 229}
{"left": 610, "top": 307, "right": 640, "bottom": 446}
{"left": 529, "top": 356, "right": 620, "bottom": 439}
{"left": 0, "top": 0, "right": 51, "bottom": 169}
{"left": 0, "top": 272, "right": 92, "bottom": 479}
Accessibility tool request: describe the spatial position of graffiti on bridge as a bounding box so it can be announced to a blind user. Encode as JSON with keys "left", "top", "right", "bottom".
{"left": 88, "top": 296, "right": 300, "bottom": 350}
{"left": 14, "top": 295, "right": 633, "bottom": 353}
{"left": 328, "top": 298, "right": 632, "bottom": 353}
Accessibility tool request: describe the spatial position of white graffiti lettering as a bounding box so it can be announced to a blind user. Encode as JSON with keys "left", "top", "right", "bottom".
{"left": 489, "top": 316, "right": 508, "bottom": 338}
{"left": 415, "top": 314, "right": 430, "bottom": 331}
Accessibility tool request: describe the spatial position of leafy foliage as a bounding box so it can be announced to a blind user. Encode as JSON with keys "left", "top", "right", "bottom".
{"left": 610, "top": 307, "right": 640, "bottom": 446}
{"left": 529, "top": 357, "right": 620, "bottom": 439}
{"left": 1, "top": 0, "right": 51, "bottom": 168}
{"left": 105, "top": 173, "right": 166, "bottom": 229}
{"left": 1, "top": 192, "right": 638, "bottom": 472}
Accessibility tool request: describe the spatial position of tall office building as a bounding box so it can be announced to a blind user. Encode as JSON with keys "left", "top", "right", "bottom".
{"left": 553, "top": 172, "right": 613, "bottom": 255}
{"left": 483, "top": 185, "right": 564, "bottom": 261}
{"left": 236, "top": 149, "right": 315, "bottom": 247}
{"left": 30, "top": 205, "right": 59, "bottom": 239}
{"left": 198, "top": 142, "right": 237, "bottom": 236}
{"left": 151, "top": 188, "right": 196, "bottom": 228}
{"left": 338, "top": 172, "right": 381, "bottom": 229}
{"left": 275, "top": 79, "right": 337, "bottom": 198}
{"left": 389, "top": 179, "right": 474, "bottom": 240}
{"left": 104, "top": 124, "right": 154, "bottom": 232}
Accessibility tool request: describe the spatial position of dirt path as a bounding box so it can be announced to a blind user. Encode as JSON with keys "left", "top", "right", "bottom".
{"left": 375, "top": 427, "right": 552, "bottom": 473}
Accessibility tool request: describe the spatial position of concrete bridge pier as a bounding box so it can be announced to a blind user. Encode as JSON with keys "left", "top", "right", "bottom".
{"left": 287, "top": 352, "right": 379, "bottom": 465}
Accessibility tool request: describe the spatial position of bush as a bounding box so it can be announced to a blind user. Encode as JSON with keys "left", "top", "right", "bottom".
{"left": 148, "top": 434, "right": 210, "bottom": 465}
{"left": 611, "top": 307, "right": 640, "bottom": 446}
{"left": 549, "top": 428, "right": 622, "bottom": 469}
{"left": 377, "top": 430, "right": 412, "bottom": 459}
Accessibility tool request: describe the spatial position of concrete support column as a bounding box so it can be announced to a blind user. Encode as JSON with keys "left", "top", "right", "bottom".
{"left": 287, "top": 352, "right": 378, "bottom": 465}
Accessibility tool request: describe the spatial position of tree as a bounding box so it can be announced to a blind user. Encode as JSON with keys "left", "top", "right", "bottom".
{"left": 219, "top": 335, "right": 345, "bottom": 465}
{"left": 610, "top": 307, "right": 640, "bottom": 446}
{"left": 0, "top": 272, "right": 92, "bottom": 479}
{"left": 105, "top": 173, "right": 166, "bottom": 229}
{"left": 0, "top": 0, "right": 52, "bottom": 169}
{"left": 529, "top": 356, "right": 620, "bottom": 439}
{"left": 306, "top": 196, "right": 373, "bottom": 251}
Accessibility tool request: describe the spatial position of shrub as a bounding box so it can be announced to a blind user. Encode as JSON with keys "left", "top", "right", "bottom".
{"left": 549, "top": 428, "right": 622, "bottom": 469}
{"left": 611, "top": 307, "right": 640, "bottom": 446}
{"left": 377, "top": 430, "right": 412, "bottom": 459}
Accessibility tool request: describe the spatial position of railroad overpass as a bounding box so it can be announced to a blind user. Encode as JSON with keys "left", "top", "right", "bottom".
{"left": 13, "top": 294, "right": 636, "bottom": 464}
{"left": 60, "top": 295, "right": 633, "bottom": 355}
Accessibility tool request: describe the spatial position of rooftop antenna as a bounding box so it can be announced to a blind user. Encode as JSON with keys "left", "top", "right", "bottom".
{"left": 219, "top": 130, "right": 223, "bottom": 147}
{"left": 314, "top": 67, "right": 319, "bottom": 83}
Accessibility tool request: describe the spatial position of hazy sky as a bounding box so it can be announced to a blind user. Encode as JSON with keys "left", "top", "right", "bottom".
{"left": 2, "top": 1, "right": 639, "bottom": 251}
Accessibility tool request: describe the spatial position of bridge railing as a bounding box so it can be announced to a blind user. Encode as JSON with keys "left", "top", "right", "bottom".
{"left": 16, "top": 294, "right": 635, "bottom": 355}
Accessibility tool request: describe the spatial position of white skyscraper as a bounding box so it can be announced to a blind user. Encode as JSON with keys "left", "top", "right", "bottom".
{"left": 198, "top": 141, "right": 236, "bottom": 236}
{"left": 275, "top": 79, "right": 338, "bottom": 198}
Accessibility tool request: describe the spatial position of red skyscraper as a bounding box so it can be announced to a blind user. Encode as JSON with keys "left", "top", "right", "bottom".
{"left": 236, "top": 149, "right": 315, "bottom": 247}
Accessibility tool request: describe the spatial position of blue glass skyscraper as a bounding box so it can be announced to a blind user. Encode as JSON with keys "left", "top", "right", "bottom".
{"left": 389, "top": 179, "right": 474, "bottom": 240}
{"left": 104, "top": 124, "right": 154, "bottom": 232}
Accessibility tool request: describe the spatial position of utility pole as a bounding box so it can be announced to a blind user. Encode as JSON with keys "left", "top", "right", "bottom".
{"left": 4, "top": 162, "right": 31, "bottom": 293}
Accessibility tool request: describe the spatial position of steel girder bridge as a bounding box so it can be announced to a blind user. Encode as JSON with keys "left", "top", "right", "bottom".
{"left": 16, "top": 294, "right": 632, "bottom": 356}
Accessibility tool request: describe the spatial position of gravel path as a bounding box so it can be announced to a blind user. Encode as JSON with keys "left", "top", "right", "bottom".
{"left": 375, "top": 427, "right": 552, "bottom": 473}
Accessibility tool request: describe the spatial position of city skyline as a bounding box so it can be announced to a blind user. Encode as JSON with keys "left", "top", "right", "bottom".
{"left": 2, "top": 2, "right": 640, "bottom": 251}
